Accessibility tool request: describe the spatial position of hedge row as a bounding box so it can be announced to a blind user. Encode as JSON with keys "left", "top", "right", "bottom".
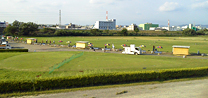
{"left": 0, "top": 67, "right": 208, "bottom": 93}
{"left": 0, "top": 49, "right": 28, "bottom": 52}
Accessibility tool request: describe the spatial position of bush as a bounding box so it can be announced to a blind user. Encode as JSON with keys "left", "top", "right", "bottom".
{"left": 182, "top": 28, "right": 196, "bottom": 35}
{"left": 0, "top": 67, "right": 207, "bottom": 93}
{"left": 0, "top": 49, "right": 28, "bottom": 52}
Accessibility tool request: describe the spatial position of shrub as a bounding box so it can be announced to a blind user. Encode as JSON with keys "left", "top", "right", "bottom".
{"left": 0, "top": 49, "right": 28, "bottom": 52}
{"left": 0, "top": 67, "right": 207, "bottom": 93}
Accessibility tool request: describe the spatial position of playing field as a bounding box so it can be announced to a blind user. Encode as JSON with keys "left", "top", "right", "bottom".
{"left": 1, "top": 51, "right": 208, "bottom": 80}
{"left": 21, "top": 36, "right": 208, "bottom": 53}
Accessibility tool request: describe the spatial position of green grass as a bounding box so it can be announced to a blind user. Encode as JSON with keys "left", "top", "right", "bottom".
{"left": 0, "top": 51, "right": 208, "bottom": 80}
{"left": 20, "top": 36, "right": 208, "bottom": 53}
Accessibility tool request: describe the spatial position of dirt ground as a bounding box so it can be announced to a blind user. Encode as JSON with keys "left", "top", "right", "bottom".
{"left": 16, "top": 79, "right": 208, "bottom": 98}
{"left": 9, "top": 41, "right": 121, "bottom": 54}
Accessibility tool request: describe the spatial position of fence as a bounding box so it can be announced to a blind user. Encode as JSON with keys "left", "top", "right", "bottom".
{"left": 49, "top": 52, "right": 84, "bottom": 74}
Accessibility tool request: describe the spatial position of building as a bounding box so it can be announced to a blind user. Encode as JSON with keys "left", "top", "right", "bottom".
{"left": 139, "top": 23, "right": 159, "bottom": 30}
{"left": 155, "top": 28, "right": 168, "bottom": 31}
{"left": 181, "top": 25, "right": 188, "bottom": 30}
{"left": 0, "top": 21, "right": 6, "bottom": 28}
{"left": 66, "top": 23, "right": 75, "bottom": 29}
{"left": 172, "top": 45, "right": 190, "bottom": 55}
{"left": 93, "top": 19, "right": 116, "bottom": 30}
{"left": 189, "top": 24, "right": 193, "bottom": 29}
{"left": 126, "top": 24, "right": 138, "bottom": 31}
{"left": 0, "top": 21, "right": 7, "bottom": 35}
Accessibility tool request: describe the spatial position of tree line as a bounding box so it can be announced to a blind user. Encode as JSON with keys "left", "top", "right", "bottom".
{"left": 3, "top": 20, "right": 207, "bottom": 36}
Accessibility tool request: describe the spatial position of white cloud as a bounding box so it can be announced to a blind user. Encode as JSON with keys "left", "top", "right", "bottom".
{"left": 159, "top": 2, "right": 180, "bottom": 12}
{"left": 192, "top": 1, "right": 208, "bottom": 9}
{"left": 10, "top": 0, "right": 27, "bottom": 3}
{"left": 89, "top": 0, "right": 124, "bottom": 4}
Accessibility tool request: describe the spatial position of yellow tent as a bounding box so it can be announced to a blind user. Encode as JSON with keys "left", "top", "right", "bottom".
{"left": 172, "top": 45, "right": 190, "bottom": 55}
{"left": 76, "top": 41, "right": 89, "bottom": 49}
{"left": 27, "top": 38, "right": 36, "bottom": 44}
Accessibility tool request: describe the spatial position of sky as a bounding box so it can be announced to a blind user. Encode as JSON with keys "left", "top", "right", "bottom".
{"left": 0, "top": 0, "right": 208, "bottom": 26}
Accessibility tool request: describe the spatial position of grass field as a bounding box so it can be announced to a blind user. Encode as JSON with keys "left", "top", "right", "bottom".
{"left": 1, "top": 51, "right": 208, "bottom": 80}
{"left": 20, "top": 36, "right": 208, "bottom": 53}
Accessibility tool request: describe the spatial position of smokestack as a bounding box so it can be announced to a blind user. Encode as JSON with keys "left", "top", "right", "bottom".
{"left": 106, "top": 11, "right": 108, "bottom": 21}
{"left": 168, "top": 19, "right": 170, "bottom": 31}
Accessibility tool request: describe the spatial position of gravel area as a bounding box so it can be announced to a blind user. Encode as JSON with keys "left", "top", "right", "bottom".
{"left": 17, "top": 79, "right": 208, "bottom": 98}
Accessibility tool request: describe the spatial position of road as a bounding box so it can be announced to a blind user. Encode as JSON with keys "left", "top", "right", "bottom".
{"left": 18, "top": 79, "right": 208, "bottom": 98}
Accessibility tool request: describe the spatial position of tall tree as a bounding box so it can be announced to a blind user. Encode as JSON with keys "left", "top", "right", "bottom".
{"left": 134, "top": 27, "right": 139, "bottom": 35}
{"left": 121, "top": 28, "right": 128, "bottom": 36}
{"left": 19, "top": 22, "right": 38, "bottom": 35}
{"left": 3, "top": 24, "right": 17, "bottom": 36}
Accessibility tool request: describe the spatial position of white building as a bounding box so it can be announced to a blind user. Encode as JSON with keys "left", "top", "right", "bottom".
{"left": 93, "top": 19, "right": 116, "bottom": 30}
{"left": 189, "top": 24, "right": 193, "bottom": 29}
{"left": 181, "top": 25, "right": 188, "bottom": 30}
{"left": 126, "top": 24, "right": 138, "bottom": 31}
{"left": 0, "top": 21, "right": 7, "bottom": 27}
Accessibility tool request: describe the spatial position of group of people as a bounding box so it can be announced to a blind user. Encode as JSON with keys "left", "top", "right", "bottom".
{"left": 40, "top": 40, "right": 55, "bottom": 44}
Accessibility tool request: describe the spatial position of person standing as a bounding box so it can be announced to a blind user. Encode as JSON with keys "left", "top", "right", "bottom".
{"left": 153, "top": 45, "right": 155, "bottom": 52}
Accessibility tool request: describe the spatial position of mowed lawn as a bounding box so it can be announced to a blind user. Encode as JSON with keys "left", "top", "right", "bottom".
{"left": 21, "top": 36, "right": 208, "bottom": 53}
{"left": 0, "top": 51, "right": 208, "bottom": 80}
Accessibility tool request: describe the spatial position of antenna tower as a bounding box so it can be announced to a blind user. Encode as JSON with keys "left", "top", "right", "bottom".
{"left": 59, "top": 10, "right": 61, "bottom": 26}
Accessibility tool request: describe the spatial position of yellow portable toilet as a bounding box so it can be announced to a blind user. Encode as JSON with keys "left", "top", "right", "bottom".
{"left": 76, "top": 41, "right": 89, "bottom": 49}
{"left": 27, "top": 38, "right": 36, "bottom": 44}
{"left": 172, "top": 45, "right": 190, "bottom": 55}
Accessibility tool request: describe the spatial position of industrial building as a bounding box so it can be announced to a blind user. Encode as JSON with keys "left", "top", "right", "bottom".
{"left": 139, "top": 23, "right": 159, "bottom": 30}
{"left": 0, "top": 21, "right": 7, "bottom": 35}
{"left": 93, "top": 19, "right": 116, "bottom": 30}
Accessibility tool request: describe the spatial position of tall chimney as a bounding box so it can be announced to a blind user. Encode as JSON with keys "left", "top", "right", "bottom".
{"left": 106, "top": 11, "right": 108, "bottom": 21}
{"left": 168, "top": 19, "right": 170, "bottom": 31}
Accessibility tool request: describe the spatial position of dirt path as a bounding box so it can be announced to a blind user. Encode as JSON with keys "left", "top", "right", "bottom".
{"left": 9, "top": 41, "right": 208, "bottom": 59}
{"left": 17, "top": 79, "right": 208, "bottom": 98}
{"left": 9, "top": 41, "right": 121, "bottom": 54}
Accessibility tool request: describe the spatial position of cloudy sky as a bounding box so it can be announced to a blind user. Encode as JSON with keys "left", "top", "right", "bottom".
{"left": 0, "top": 0, "right": 208, "bottom": 26}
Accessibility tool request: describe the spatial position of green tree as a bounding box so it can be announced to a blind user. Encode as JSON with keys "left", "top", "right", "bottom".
{"left": 134, "top": 27, "right": 139, "bottom": 35}
{"left": 121, "top": 28, "right": 128, "bottom": 36}
{"left": 90, "top": 29, "right": 102, "bottom": 36}
{"left": 19, "top": 22, "right": 38, "bottom": 35}
{"left": 104, "top": 30, "right": 109, "bottom": 35}
{"left": 182, "top": 28, "right": 196, "bottom": 35}
{"left": 3, "top": 25, "right": 17, "bottom": 36}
